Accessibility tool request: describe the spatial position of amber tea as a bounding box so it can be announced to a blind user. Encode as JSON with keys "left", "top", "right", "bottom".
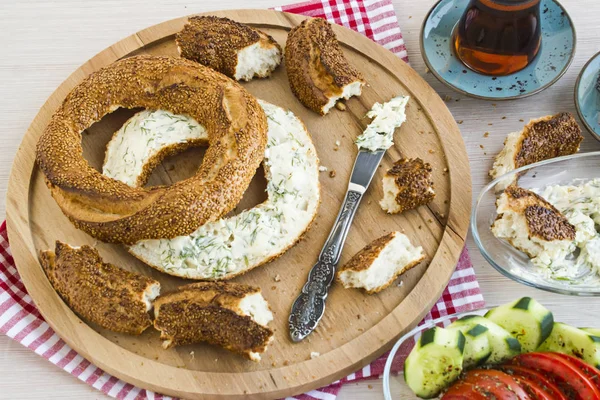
{"left": 454, "top": 0, "right": 541, "bottom": 76}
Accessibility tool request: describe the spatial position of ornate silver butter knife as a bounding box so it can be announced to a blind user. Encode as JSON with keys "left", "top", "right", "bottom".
{"left": 289, "top": 149, "right": 385, "bottom": 342}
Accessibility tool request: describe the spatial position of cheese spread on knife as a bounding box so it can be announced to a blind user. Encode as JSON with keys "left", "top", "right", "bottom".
{"left": 355, "top": 95, "right": 409, "bottom": 152}
{"left": 104, "top": 101, "right": 320, "bottom": 280}
{"left": 493, "top": 179, "right": 600, "bottom": 284}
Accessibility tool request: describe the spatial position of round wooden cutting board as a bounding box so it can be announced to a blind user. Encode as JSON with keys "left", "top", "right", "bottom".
{"left": 6, "top": 9, "right": 471, "bottom": 399}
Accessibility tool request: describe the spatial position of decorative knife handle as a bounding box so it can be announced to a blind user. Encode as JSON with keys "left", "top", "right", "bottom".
{"left": 289, "top": 189, "right": 364, "bottom": 342}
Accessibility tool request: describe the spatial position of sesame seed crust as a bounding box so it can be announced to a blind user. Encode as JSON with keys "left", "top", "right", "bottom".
{"left": 153, "top": 282, "right": 273, "bottom": 361}
{"left": 176, "top": 16, "right": 282, "bottom": 80}
{"left": 384, "top": 158, "right": 435, "bottom": 214}
{"left": 39, "top": 241, "right": 159, "bottom": 335}
{"left": 284, "top": 18, "right": 365, "bottom": 115}
{"left": 504, "top": 185, "right": 576, "bottom": 241}
{"left": 515, "top": 112, "right": 583, "bottom": 168}
{"left": 36, "top": 55, "right": 268, "bottom": 244}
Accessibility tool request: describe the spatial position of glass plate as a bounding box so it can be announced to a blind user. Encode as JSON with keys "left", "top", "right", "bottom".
{"left": 472, "top": 152, "right": 600, "bottom": 296}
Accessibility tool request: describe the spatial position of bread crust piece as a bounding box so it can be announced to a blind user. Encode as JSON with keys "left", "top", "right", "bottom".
{"left": 380, "top": 158, "right": 435, "bottom": 214}
{"left": 501, "top": 185, "right": 576, "bottom": 243}
{"left": 153, "top": 282, "right": 273, "bottom": 361}
{"left": 39, "top": 241, "right": 159, "bottom": 335}
{"left": 337, "top": 232, "right": 425, "bottom": 294}
{"left": 176, "top": 16, "right": 282, "bottom": 80}
{"left": 285, "top": 18, "right": 365, "bottom": 115}
{"left": 35, "top": 55, "right": 267, "bottom": 244}
{"left": 489, "top": 112, "right": 583, "bottom": 188}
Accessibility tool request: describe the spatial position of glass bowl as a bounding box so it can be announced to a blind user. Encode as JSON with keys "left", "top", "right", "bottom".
{"left": 382, "top": 308, "right": 488, "bottom": 400}
{"left": 472, "top": 151, "right": 600, "bottom": 296}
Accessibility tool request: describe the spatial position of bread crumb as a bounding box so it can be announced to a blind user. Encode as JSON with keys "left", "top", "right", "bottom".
{"left": 480, "top": 144, "right": 484, "bottom": 149}
{"left": 318, "top": 166, "right": 328, "bottom": 172}
{"left": 502, "top": 116, "right": 507, "bottom": 120}
{"left": 271, "top": 285, "right": 276, "bottom": 290}
{"left": 519, "top": 119, "right": 524, "bottom": 122}
{"left": 274, "top": 274, "right": 281, "bottom": 282}
{"left": 335, "top": 102, "right": 346, "bottom": 111}
{"left": 190, "top": 351, "right": 195, "bottom": 360}
{"left": 329, "top": 170, "right": 336, "bottom": 178}
{"left": 368, "top": 385, "right": 374, "bottom": 389}
{"left": 488, "top": 123, "right": 493, "bottom": 126}
{"left": 283, "top": 360, "right": 290, "bottom": 366}
{"left": 457, "top": 120, "right": 464, "bottom": 124}
{"left": 428, "top": 149, "right": 435, "bottom": 154}
{"left": 483, "top": 132, "right": 489, "bottom": 138}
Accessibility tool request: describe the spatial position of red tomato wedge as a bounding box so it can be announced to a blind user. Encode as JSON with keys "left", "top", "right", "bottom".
{"left": 498, "top": 365, "right": 567, "bottom": 400}
{"left": 442, "top": 381, "right": 489, "bottom": 399}
{"left": 462, "top": 369, "right": 531, "bottom": 399}
{"left": 552, "top": 352, "right": 600, "bottom": 389}
{"left": 507, "top": 352, "right": 600, "bottom": 400}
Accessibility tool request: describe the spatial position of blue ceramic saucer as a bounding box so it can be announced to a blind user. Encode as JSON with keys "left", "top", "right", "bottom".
{"left": 575, "top": 52, "right": 600, "bottom": 141}
{"left": 421, "top": 0, "right": 576, "bottom": 100}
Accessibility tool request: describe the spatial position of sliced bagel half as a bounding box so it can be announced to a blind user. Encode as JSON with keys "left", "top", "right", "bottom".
{"left": 285, "top": 17, "right": 365, "bottom": 115}
{"left": 153, "top": 282, "right": 273, "bottom": 361}
{"left": 39, "top": 241, "right": 160, "bottom": 335}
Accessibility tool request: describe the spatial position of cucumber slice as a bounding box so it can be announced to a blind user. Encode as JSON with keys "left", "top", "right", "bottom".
{"left": 447, "top": 323, "right": 491, "bottom": 367}
{"left": 485, "top": 297, "right": 554, "bottom": 352}
{"left": 581, "top": 328, "right": 600, "bottom": 337}
{"left": 404, "top": 327, "right": 465, "bottom": 399}
{"left": 539, "top": 322, "right": 600, "bottom": 368}
{"left": 450, "top": 315, "right": 521, "bottom": 364}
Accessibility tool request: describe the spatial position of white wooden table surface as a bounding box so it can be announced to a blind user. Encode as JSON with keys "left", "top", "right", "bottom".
{"left": 1, "top": 0, "right": 599, "bottom": 398}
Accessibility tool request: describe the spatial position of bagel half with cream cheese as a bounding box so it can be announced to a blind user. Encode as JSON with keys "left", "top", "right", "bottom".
{"left": 337, "top": 232, "right": 425, "bottom": 294}
{"left": 36, "top": 55, "right": 268, "bottom": 244}
{"left": 153, "top": 282, "right": 273, "bottom": 361}
{"left": 103, "top": 101, "right": 320, "bottom": 280}
{"left": 39, "top": 241, "right": 160, "bottom": 335}
{"left": 285, "top": 18, "right": 365, "bottom": 115}
{"left": 176, "top": 16, "right": 282, "bottom": 81}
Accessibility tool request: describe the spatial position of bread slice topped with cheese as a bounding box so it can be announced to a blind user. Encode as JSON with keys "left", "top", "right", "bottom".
{"left": 39, "top": 241, "right": 160, "bottom": 335}
{"left": 489, "top": 113, "right": 583, "bottom": 190}
{"left": 285, "top": 17, "right": 365, "bottom": 115}
{"left": 380, "top": 158, "right": 435, "bottom": 214}
{"left": 176, "top": 16, "right": 282, "bottom": 81}
{"left": 153, "top": 282, "right": 274, "bottom": 361}
{"left": 492, "top": 185, "right": 576, "bottom": 267}
{"left": 337, "top": 232, "right": 425, "bottom": 294}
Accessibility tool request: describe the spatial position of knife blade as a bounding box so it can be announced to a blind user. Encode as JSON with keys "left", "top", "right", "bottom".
{"left": 288, "top": 149, "right": 385, "bottom": 342}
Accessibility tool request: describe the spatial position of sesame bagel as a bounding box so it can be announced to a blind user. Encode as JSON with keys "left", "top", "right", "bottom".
{"left": 176, "top": 16, "right": 282, "bottom": 81}
{"left": 36, "top": 55, "right": 268, "bottom": 244}
{"left": 285, "top": 18, "right": 365, "bottom": 115}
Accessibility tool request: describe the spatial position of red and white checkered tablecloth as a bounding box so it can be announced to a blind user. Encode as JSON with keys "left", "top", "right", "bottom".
{"left": 0, "top": 1, "right": 485, "bottom": 399}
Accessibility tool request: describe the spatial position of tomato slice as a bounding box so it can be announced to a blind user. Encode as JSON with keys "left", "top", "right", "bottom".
{"left": 508, "top": 352, "right": 600, "bottom": 400}
{"left": 442, "top": 380, "right": 489, "bottom": 399}
{"left": 498, "top": 365, "right": 567, "bottom": 400}
{"left": 551, "top": 352, "right": 600, "bottom": 389}
{"left": 463, "top": 369, "right": 531, "bottom": 399}
{"left": 510, "top": 374, "right": 556, "bottom": 400}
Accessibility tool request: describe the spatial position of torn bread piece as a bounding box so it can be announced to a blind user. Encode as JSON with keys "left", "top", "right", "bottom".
{"left": 285, "top": 18, "right": 365, "bottom": 115}
{"left": 492, "top": 185, "right": 576, "bottom": 267}
{"left": 337, "top": 232, "right": 425, "bottom": 294}
{"left": 380, "top": 158, "right": 435, "bottom": 214}
{"left": 153, "top": 282, "right": 274, "bottom": 361}
{"left": 39, "top": 241, "right": 160, "bottom": 335}
{"left": 176, "top": 16, "right": 282, "bottom": 81}
{"left": 489, "top": 113, "right": 582, "bottom": 190}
